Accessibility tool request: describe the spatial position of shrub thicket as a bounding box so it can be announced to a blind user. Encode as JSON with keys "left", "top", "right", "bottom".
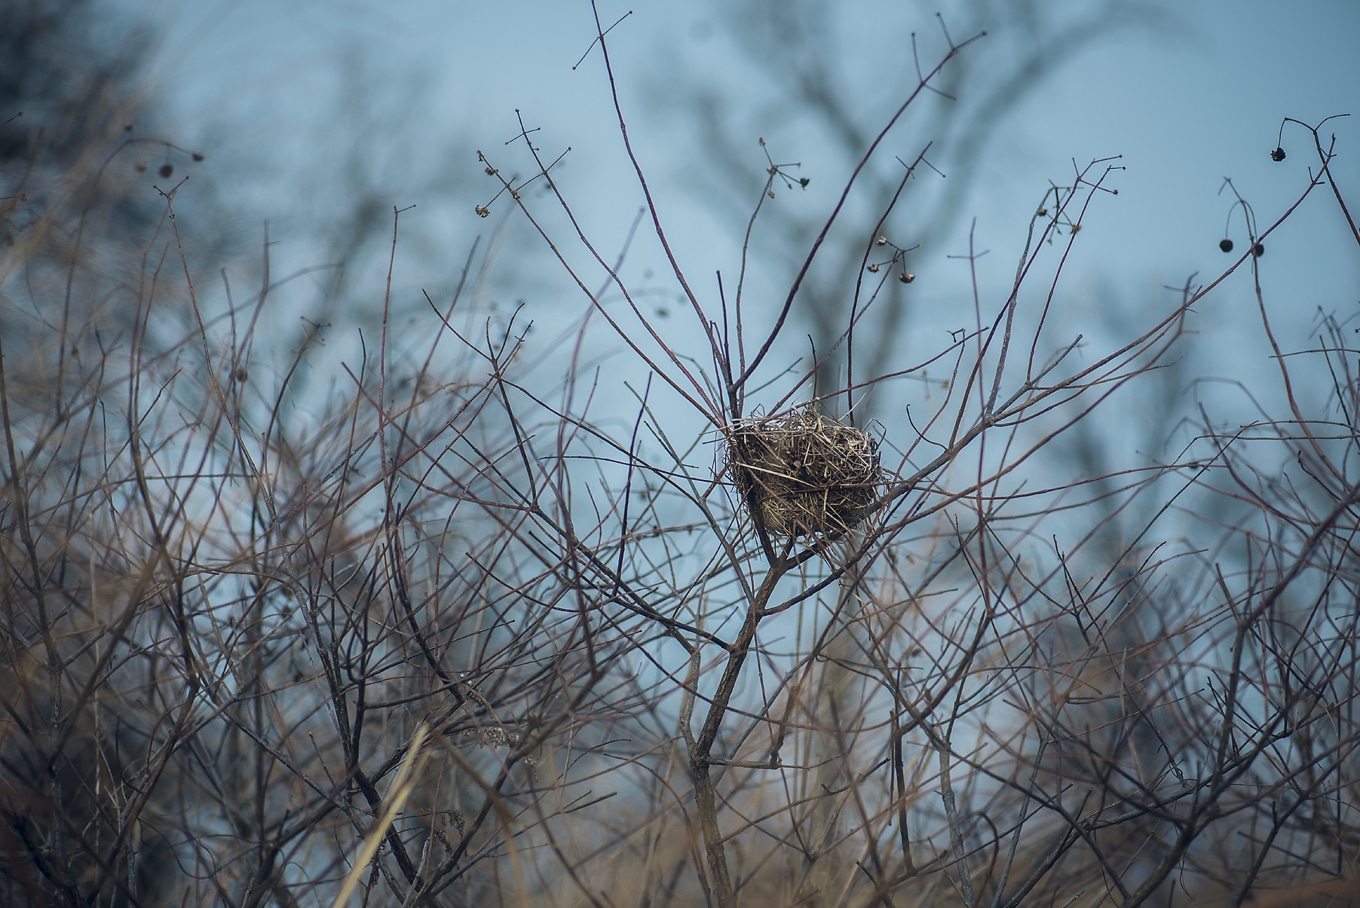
{"left": 2, "top": 4, "right": 1358, "bottom": 907}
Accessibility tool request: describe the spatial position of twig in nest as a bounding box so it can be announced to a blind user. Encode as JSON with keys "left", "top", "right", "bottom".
{"left": 724, "top": 405, "right": 882, "bottom": 537}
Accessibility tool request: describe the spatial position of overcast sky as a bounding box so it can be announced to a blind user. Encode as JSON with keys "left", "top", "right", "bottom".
{"left": 131, "top": 0, "right": 1359, "bottom": 440}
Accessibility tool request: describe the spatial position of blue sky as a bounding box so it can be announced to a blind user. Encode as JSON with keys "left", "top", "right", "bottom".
{"left": 136, "top": 0, "right": 1359, "bottom": 443}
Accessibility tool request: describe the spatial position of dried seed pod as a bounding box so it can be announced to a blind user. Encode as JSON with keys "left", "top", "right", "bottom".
{"left": 1219, "top": 238, "right": 1234, "bottom": 253}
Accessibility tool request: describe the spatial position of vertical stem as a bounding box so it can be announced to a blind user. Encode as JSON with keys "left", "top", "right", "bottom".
{"left": 692, "top": 759, "right": 736, "bottom": 905}
{"left": 938, "top": 733, "right": 976, "bottom": 906}
{"left": 688, "top": 559, "right": 787, "bottom": 906}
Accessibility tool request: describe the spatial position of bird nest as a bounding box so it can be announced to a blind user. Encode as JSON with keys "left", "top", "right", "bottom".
{"left": 723, "top": 406, "right": 882, "bottom": 537}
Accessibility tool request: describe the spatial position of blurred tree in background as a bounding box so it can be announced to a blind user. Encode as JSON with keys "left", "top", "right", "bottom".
{"left": 647, "top": 0, "right": 1173, "bottom": 402}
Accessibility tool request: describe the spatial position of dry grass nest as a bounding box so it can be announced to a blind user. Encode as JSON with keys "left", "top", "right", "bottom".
{"left": 724, "top": 406, "right": 883, "bottom": 537}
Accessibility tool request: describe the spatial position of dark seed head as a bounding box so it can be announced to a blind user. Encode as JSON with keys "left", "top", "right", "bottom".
{"left": 158, "top": 163, "right": 173, "bottom": 178}
{"left": 1252, "top": 242, "right": 1264, "bottom": 257}
{"left": 1219, "top": 238, "right": 1234, "bottom": 253}
{"left": 1270, "top": 146, "right": 1286, "bottom": 162}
